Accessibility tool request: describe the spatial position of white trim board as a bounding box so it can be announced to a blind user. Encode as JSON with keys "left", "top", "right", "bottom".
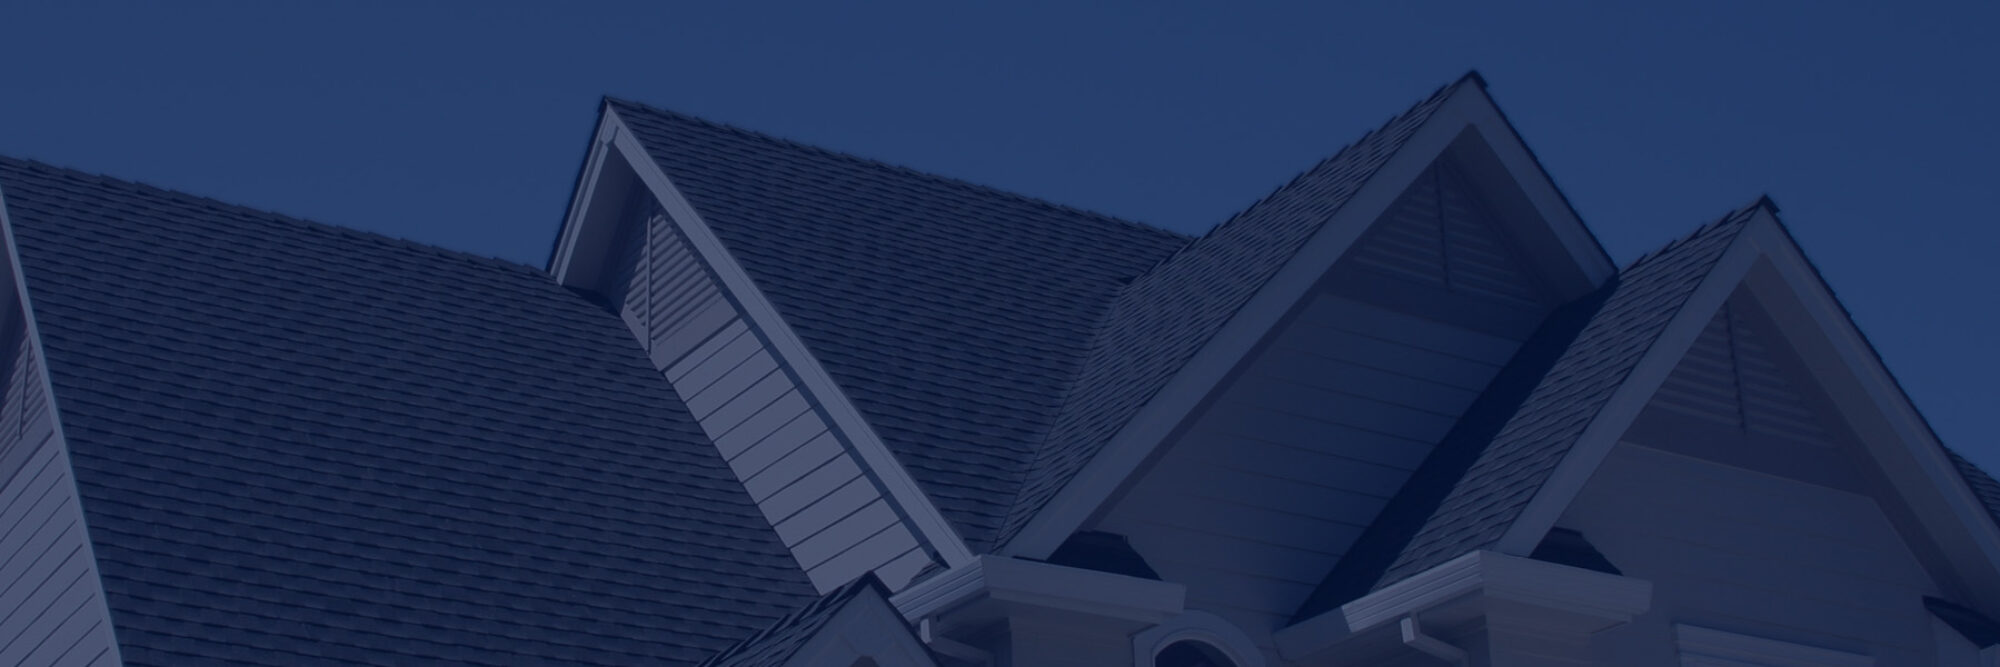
{"left": 1275, "top": 550, "right": 1652, "bottom": 660}
{"left": 597, "top": 109, "right": 974, "bottom": 568}
{"left": 1002, "top": 79, "right": 1616, "bottom": 559}
{"left": 1493, "top": 209, "right": 2000, "bottom": 611}
{"left": 1492, "top": 210, "right": 1769, "bottom": 556}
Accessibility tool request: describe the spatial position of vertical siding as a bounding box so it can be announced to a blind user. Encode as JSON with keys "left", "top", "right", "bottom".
{"left": 0, "top": 322, "right": 121, "bottom": 666}
{"left": 606, "top": 205, "right": 933, "bottom": 592}
{"left": 1571, "top": 442, "right": 1942, "bottom": 665}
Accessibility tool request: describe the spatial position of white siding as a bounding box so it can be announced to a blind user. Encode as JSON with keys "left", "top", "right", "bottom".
{"left": 607, "top": 207, "right": 933, "bottom": 592}
{"left": 1096, "top": 292, "right": 1530, "bottom": 660}
{"left": 0, "top": 327, "right": 120, "bottom": 666}
{"left": 1569, "top": 442, "right": 1944, "bottom": 666}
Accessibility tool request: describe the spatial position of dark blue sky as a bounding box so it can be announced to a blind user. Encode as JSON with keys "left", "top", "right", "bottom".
{"left": 5, "top": 3, "right": 1995, "bottom": 471}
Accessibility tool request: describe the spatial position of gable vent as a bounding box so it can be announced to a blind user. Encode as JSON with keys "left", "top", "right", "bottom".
{"left": 1652, "top": 297, "right": 1832, "bottom": 445}
{"left": 1349, "top": 158, "right": 1546, "bottom": 307}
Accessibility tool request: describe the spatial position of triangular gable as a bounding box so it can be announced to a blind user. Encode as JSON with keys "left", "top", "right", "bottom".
{"left": 701, "top": 575, "right": 937, "bottom": 667}
{"left": 998, "top": 73, "right": 1618, "bottom": 557}
{"left": 1295, "top": 199, "right": 2000, "bottom": 622}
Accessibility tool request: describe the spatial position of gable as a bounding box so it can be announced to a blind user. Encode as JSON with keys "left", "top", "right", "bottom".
{"left": 1089, "top": 143, "right": 1576, "bottom": 658}
{"left": 1001, "top": 73, "right": 1618, "bottom": 561}
{"left": 600, "top": 98, "right": 1190, "bottom": 553}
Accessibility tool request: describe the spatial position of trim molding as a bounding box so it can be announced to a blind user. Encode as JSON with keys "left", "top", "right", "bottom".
{"left": 597, "top": 108, "right": 974, "bottom": 568}
{"left": 1003, "top": 80, "right": 1614, "bottom": 558}
{"left": 889, "top": 555, "right": 1184, "bottom": 625}
{"left": 0, "top": 181, "right": 128, "bottom": 665}
{"left": 1276, "top": 550, "right": 1652, "bottom": 660}
{"left": 1493, "top": 212, "right": 1768, "bottom": 555}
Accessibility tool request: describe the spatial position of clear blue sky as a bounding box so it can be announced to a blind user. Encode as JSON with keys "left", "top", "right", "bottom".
{"left": 4, "top": 2, "right": 1995, "bottom": 471}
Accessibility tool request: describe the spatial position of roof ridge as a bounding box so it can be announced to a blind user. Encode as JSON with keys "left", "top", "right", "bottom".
{"left": 1190, "top": 76, "right": 1469, "bottom": 243}
{"left": 0, "top": 156, "right": 546, "bottom": 277}
{"left": 603, "top": 97, "right": 1192, "bottom": 244}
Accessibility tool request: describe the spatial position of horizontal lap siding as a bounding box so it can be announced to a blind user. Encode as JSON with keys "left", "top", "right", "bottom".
{"left": 1571, "top": 443, "right": 1940, "bottom": 665}
{"left": 0, "top": 329, "right": 119, "bottom": 666}
{"left": 1098, "top": 292, "right": 1529, "bottom": 655}
{"left": 614, "top": 210, "right": 932, "bottom": 592}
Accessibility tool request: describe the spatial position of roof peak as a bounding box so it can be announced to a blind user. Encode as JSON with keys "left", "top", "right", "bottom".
{"left": 602, "top": 96, "right": 1191, "bottom": 244}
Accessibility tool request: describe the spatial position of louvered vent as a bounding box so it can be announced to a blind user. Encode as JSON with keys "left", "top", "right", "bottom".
{"left": 1653, "top": 297, "right": 1832, "bottom": 445}
{"left": 1349, "top": 158, "right": 1546, "bottom": 306}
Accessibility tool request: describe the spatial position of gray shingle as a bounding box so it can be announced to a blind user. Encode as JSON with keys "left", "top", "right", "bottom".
{"left": 609, "top": 101, "right": 1190, "bottom": 551}
{"left": 698, "top": 575, "right": 914, "bottom": 667}
{"left": 0, "top": 158, "right": 818, "bottom": 666}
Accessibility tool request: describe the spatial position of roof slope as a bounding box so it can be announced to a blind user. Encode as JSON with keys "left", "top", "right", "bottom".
{"left": 995, "top": 76, "right": 1474, "bottom": 547}
{"left": 1950, "top": 449, "right": 2000, "bottom": 529}
{"left": 0, "top": 158, "right": 818, "bottom": 666}
{"left": 1371, "top": 202, "right": 1756, "bottom": 590}
{"left": 698, "top": 575, "right": 910, "bottom": 667}
{"left": 610, "top": 100, "right": 1190, "bottom": 550}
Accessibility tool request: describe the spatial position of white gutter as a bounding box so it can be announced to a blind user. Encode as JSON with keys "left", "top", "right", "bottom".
{"left": 1276, "top": 550, "right": 1651, "bottom": 661}
{"left": 890, "top": 555, "right": 1185, "bottom": 625}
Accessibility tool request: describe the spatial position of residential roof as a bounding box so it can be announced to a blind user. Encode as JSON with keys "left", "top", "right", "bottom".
{"left": 698, "top": 575, "right": 911, "bottom": 667}
{"left": 609, "top": 99, "right": 1191, "bottom": 550}
{"left": 1365, "top": 201, "right": 1759, "bottom": 594}
{"left": 0, "top": 158, "right": 818, "bottom": 666}
{"left": 995, "top": 75, "right": 1475, "bottom": 548}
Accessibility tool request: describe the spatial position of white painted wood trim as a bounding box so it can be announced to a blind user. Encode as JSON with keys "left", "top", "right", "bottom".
{"left": 1275, "top": 550, "right": 1652, "bottom": 660}
{"left": 889, "top": 554, "right": 1185, "bottom": 624}
{"left": 1458, "top": 85, "right": 1618, "bottom": 286}
{"left": 1738, "top": 220, "right": 2000, "bottom": 600}
{"left": 549, "top": 112, "right": 620, "bottom": 283}
{"left": 0, "top": 183, "right": 127, "bottom": 667}
{"left": 1005, "top": 82, "right": 1604, "bottom": 558}
{"left": 1675, "top": 624, "right": 1874, "bottom": 667}
{"left": 1493, "top": 214, "right": 1768, "bottom": 555}
{"left": 601, "top": 108, "right": 974, "bottom": 568}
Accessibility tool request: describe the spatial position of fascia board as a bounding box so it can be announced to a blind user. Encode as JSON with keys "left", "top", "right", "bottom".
{"left": 1001, "top": 84, "right": 1493, "bottom": 559}
{"left": 601, "top": 108, "right": 975, "bottom": 568}
{"left": 1493, "top": 214, "right": 1768, "bottom": 556}
{"left": 1457, "top": 85, "right": 1618, "bottom": 286}
{"left": 1741, "top": 221, "right": 2000, "bottom": 608}
{"left": 889, "top": 555, "right": 1185, "bottom": 625}
{"left": 548, "top": 110, "right": 621, "bottom": 283}
{"left": 0, "top": 182, "right": 128, "bottom": 666}
{"left": 1275, "top": 551, "right": 1652, "bottom": 660}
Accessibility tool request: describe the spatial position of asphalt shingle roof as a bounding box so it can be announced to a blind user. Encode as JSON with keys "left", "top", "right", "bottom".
{"left": 0, "top": 158, "right": 818, "bottom": 666}
{"left": 994, "top": 76, "right": 1474, "bottom": 548}
{"left": 697, "top": 575, "right": 912, "bottom": 667}
{"left": 609, "top": 100, "right": 1191, "bottom": 551}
